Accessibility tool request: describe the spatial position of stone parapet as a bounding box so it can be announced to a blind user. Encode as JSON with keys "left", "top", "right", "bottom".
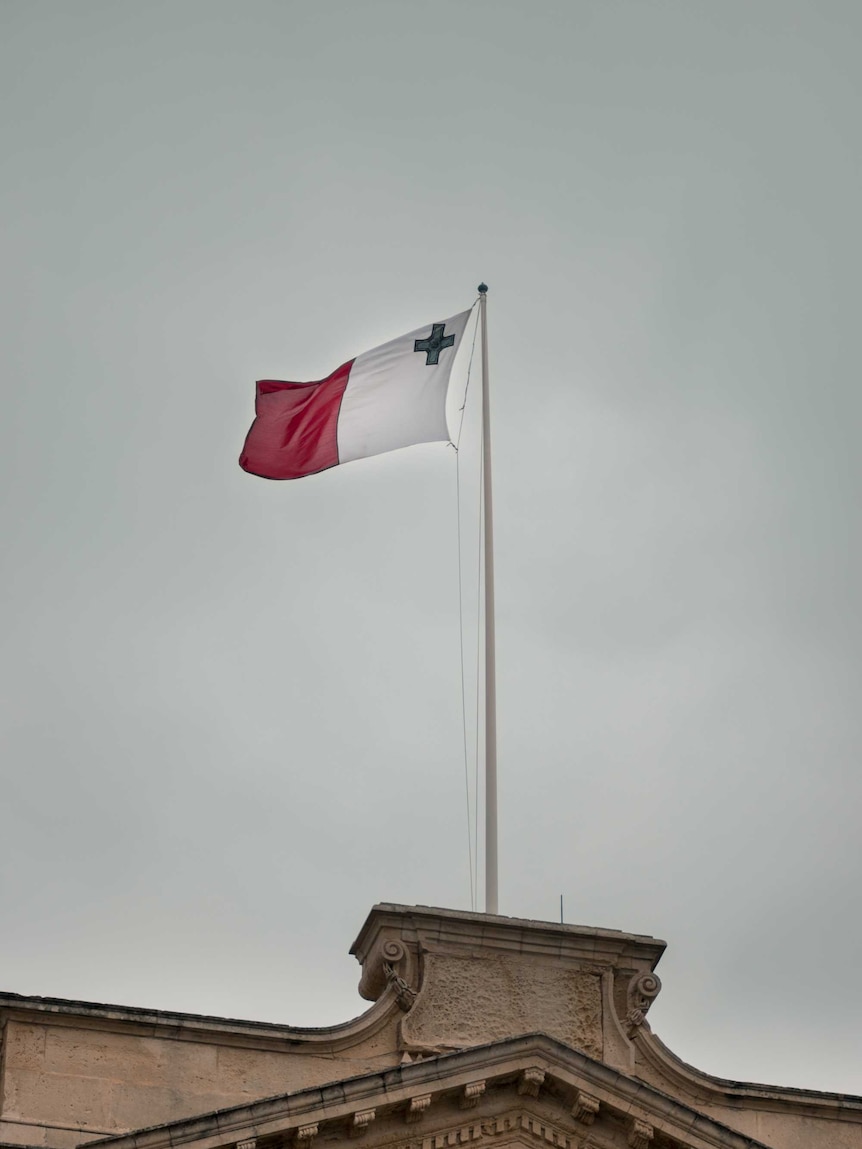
{"left": 351, "top": 903, "right": 666, "bottom": 1066}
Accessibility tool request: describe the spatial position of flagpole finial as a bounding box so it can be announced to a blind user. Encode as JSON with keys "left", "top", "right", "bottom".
{"left": 478, "top": 282, "right": 488, "bottom": 294}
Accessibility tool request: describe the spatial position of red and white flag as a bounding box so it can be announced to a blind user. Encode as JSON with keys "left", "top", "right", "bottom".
{"left": 239, "top": 310, "right": 472, "bottom": 480}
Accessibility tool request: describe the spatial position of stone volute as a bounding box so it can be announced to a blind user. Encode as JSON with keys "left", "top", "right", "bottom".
{"left": 350, "top": 903, "right": 665, "bottom": 1071}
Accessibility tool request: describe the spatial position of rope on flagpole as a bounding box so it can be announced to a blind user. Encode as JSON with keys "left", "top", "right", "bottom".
{"left": 453, "top": 300, "right": 481, "bottom": 453}
{"left": 454, "top": 305, "right": 481, "bottom": 909}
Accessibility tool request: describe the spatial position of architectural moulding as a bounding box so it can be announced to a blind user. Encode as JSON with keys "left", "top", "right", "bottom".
{"left": 350, "top": 903, "right": 666, "bottom": 1065}
{"left": 80, "top": 1033, "right": 772, "bottom": 1149}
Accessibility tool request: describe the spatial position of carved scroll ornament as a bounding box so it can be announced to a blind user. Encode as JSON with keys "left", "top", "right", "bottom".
{"left": 625, "top": 971, "right": 661, "bottom": 1033}
{"left": 461, "top": 1081, "right": 487, "bottom": 1109}
{"left": 517, "top": 1067, "right": 546, "bottom": 1097}
{"left": 351, "top": 1110, "right": 376, "bottom": 1137}
{"left": 571, "top": 1090, "right": 600, "bottom": 1125}
{"left": 383, "top": 960, "right": 417, "bottom": 1012}
{"left": 406, "top": 1094, "right": 432, "bottom": 1123}
{"left": 627, "top": 1118, "right": 654, "bottom": 1148}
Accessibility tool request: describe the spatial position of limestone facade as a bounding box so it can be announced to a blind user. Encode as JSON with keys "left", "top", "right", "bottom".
{"left": 0, "top": 904, "right": 858, "bottom": 1149}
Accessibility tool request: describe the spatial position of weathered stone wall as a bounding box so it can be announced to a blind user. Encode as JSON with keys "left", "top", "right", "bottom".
{"left": 401, "top": 955, "right": 602, "bottom": 1061}
{"left": 630, "top": 1033, "right": 862, "bottom": 1149}
{"left": 0, "top": 1007, "right": 402, "bottom": 1148}
{"left": 698, "top": 1101, "right": 862, "bottom": 1149}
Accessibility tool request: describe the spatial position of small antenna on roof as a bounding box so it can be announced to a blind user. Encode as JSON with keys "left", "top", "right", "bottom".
{"left": 560, "top": 894, "right": 564, "bottom": 924}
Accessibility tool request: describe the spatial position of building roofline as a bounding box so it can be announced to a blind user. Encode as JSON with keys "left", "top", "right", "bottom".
{"left": 0, "top": 990, "right": 355, "bottom": 1036}
{"left": 350, "top": 902, "right": 666, "bottom": 957}
{"left": 80, "top": 1031, "right": 774, "bottom": 1149}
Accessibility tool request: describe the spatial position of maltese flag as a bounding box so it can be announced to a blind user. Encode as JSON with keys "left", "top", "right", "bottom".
{"left": 239, "top": 309, "right": 472, "bottom": 480}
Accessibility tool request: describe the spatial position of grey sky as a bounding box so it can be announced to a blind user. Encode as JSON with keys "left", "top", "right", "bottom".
{"left": 1, "top": 0, "right": 860, "bottom": 1096}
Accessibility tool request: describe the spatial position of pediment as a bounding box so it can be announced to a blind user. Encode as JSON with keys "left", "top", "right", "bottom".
{"left": 84, "top": 1034, "right": 770, "bottom": 1149}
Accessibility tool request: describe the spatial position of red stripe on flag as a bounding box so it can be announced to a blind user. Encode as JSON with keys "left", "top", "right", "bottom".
{"left": 239, "top": 360, "right": 353, "bottom": 480}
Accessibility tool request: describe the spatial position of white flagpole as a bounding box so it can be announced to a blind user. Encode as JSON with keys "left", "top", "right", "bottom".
{"left": 478, "top": 283, "right": 498, "bottom": 915}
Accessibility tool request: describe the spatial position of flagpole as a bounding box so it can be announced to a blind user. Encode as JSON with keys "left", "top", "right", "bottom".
{"left": 478, "top": 283, "right": 498, "bottom": 915}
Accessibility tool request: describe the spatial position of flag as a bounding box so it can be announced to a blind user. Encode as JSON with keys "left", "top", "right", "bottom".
{"left": 239, "top": 309, "right": 472, "bottom": 480}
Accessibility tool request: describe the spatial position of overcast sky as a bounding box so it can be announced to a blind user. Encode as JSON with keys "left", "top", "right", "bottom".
{"left": 1, "top": 0, "right": 860, "bottom": 1098}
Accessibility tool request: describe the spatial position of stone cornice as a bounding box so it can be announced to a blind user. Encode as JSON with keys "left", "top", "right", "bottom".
{"left": 350, "top": 904, "right": 665, "bottom": 1004}
{"left": 634, "top": 1029, "right": 862, "bottom": 1124}
{"left": 80, "top": 1032, "right": 771, "bottom": 1149}
{"left": 0, "top": 988, "right": 399, "bottom": 1054}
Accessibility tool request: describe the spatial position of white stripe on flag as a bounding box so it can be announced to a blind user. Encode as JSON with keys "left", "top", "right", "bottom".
{"left": 337, "top": 310, "right": 471, "bottom": 464}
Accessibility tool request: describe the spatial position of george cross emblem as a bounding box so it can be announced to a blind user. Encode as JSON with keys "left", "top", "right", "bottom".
{"left": 414, "top": 323, "right": 455, "bottom": 366}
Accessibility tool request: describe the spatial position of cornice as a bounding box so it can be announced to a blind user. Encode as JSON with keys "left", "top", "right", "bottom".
{"left": 351, "top": 904, "right": 665, "bottom": 1004}
{"left": 81, "top": 1032, "right": 770, "bottom": 1149}
{"left": 633, "top": 1028, "right": 862, "bottom": 1125}
{"left": 0, "top": 988, "right": 400, "bottom": 1054}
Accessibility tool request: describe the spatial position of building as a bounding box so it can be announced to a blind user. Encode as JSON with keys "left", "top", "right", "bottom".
{"left": 1, "top": 904, "right": 858, "bottom": 1149}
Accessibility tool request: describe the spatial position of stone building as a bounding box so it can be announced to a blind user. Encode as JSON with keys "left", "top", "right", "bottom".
{"left": 0, "top": 904, "right": 859, "bottom": 1149}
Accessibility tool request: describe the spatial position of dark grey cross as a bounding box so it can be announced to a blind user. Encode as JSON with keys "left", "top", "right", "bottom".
{"left": 414, "top": 323, "right": 455, "bottom": 366}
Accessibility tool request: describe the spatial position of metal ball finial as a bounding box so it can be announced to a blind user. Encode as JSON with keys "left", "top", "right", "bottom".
{"left": 478, "top": 282, "right": 488, "bottom": 294}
